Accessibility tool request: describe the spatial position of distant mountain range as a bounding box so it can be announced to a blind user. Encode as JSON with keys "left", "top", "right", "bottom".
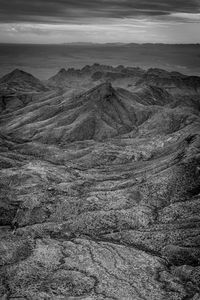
{"left": 1, "top": 63, "right": 200, "bottom": 115}
{"left": 47, "top": 64, "right": 200, "bottom": 94}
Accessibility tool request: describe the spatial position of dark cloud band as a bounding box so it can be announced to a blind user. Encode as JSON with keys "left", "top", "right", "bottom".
{"left": 0, "top": 0, "right": 199, "bottom": 23}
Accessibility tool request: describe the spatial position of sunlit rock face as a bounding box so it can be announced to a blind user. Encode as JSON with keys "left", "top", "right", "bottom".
{"left": 0, "top": 65, "right": 200, "bottom": 300}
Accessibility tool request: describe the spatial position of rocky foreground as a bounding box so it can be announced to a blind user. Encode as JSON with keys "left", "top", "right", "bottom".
{"left": 0, "top": 64, "right": 200, "bottom": 299}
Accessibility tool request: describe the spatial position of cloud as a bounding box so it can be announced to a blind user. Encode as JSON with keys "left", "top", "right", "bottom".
{"left": 169, "top": 12, "right": 200, "bottom": 22}
{"left": 0, "top": 0, "right": 200, "bottom": 24}
{"left": 0, "top": 0, "right": 199, "bottom": 44}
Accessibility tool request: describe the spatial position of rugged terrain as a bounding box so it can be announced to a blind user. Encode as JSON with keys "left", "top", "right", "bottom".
{"left": 0, "top": 64, "right": 200, "bottom": 300}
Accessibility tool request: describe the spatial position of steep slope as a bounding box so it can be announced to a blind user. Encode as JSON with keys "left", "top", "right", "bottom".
{"left": 0, "top": 69, "right": 47, "bottom": 92}
{"left": 47, "top": 68, "right": 70, "bottom": 87}
{"left": 137, "top": 68, "right": 200, "bottom": 94}
{"left": 0, "top": 69, "right": 49, "bottom": 113}
{"left": 1, "top": 82, "right": 156, "bottom": 143}
{"left": 118, "top": 84, "right": 173, "bottom": 106}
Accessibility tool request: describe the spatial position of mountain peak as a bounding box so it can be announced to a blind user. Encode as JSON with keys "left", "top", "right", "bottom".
{"left": 0, "top": 69, "right": 37, "bottom": 82}
{"left": 12, "top": 68, "right": 26, "bottom": 74}
{"left": 81, "top": 81, "right": 114, "bottom": 103}
{"left": 95, "top": 81, "right": 113, "bottom": 95}
{"left": 12, "top": 68, "right": 22, "bottom": 74}
{"left": 48, "top": 68, "right": 70, "bottom": 85}
{"left": 58, "top": 68, "right": 68, "bottom": 75}
{"left": 0, "top": 69, "right": 47, "bottom": 92}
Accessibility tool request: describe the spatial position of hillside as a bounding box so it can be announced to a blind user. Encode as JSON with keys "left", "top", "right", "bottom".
{"left": 0, "top": 69, "right": 49, "bottom": 114}
{"left": 0, "top": 68, "right": 47, "bottom": 92}
{"left": 137, "top": 68, "right": 200, "bottom": 94}
{"left": 0, "top": 65, "right": 200, "bottom": 300}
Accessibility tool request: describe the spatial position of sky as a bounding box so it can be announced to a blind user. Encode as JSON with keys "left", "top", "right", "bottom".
{"left": 0, "top": 0, "right": 200, "bottom": 44}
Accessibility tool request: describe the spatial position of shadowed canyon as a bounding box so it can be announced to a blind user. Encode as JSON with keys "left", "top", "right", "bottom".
{"left": 0, "top": 63, "right": 200, "bottom": 299}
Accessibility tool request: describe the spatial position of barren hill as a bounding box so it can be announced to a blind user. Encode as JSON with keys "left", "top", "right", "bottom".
{"left": 0, "top": 68, "right": 47, "bottom": 92}
{"left": 0, "top": 69, "right": 49, "bottom": 114}
{"left": 0, "top": 65, "right": 200, "bottom": 300}
{"left": 137, "top": 68, "right": 200, "bottom": 94}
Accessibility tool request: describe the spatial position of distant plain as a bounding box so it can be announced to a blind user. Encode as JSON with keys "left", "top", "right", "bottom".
{"left": 0, "top": 43, "right": 200, "bottom": 79}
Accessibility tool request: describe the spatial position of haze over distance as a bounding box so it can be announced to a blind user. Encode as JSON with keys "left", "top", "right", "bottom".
{"left": 0, "top": 43, "right": 200, "bottom": 80}
{"left": 0, "top": 0, "right": 200, "bottom": 79}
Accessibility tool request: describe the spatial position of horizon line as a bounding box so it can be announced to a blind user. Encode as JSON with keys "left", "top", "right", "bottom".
{"left": 0, "top": 42, "right": 200, "bottom": 46}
